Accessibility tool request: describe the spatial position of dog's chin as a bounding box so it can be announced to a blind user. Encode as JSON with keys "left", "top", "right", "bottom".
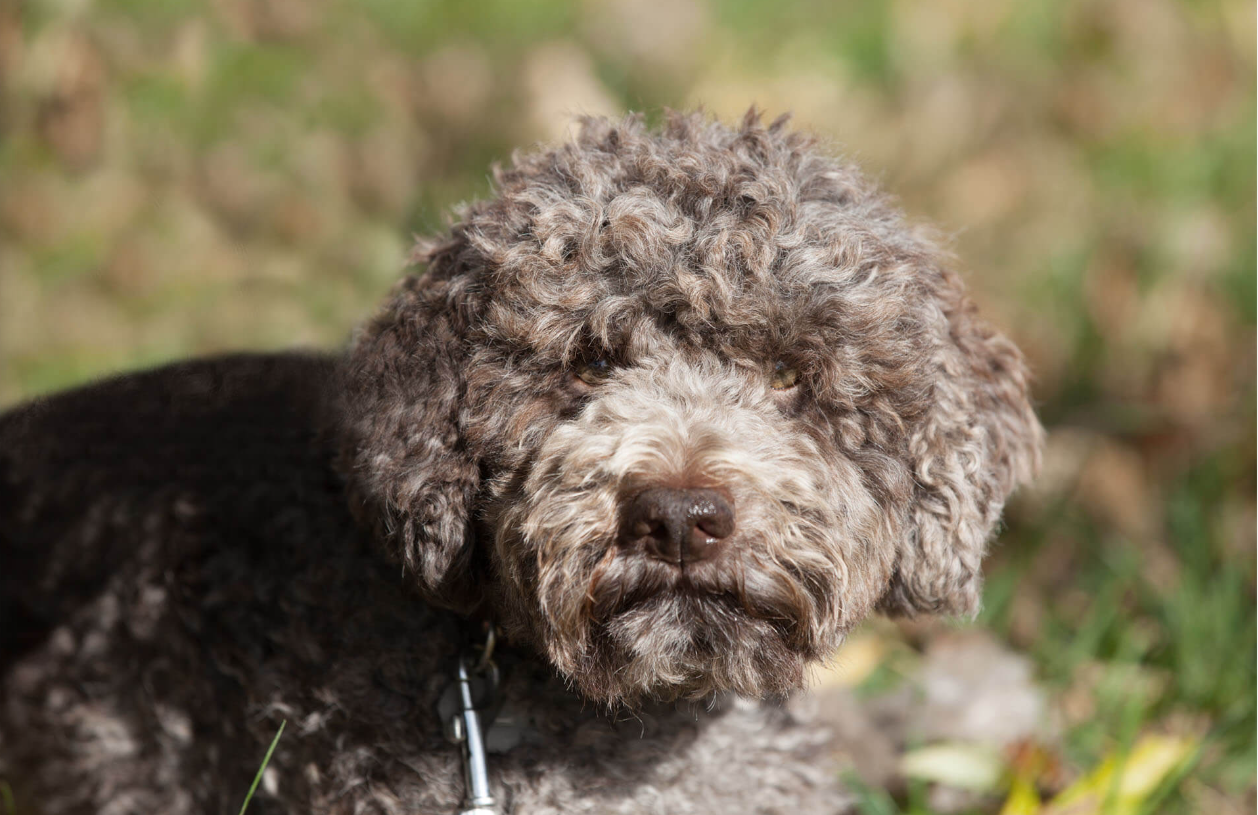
{"left": 553, "top": 592, "right": 814, "bottom": 707}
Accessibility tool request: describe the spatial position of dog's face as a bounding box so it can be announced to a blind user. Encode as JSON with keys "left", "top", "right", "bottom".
{"left": 340, "top": 112, "right": 1042, "bottom": 706}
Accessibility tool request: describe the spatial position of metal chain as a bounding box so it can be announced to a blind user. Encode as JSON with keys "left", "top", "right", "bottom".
{"left": 445, "top": 625, "right": 500, "bottom": 815}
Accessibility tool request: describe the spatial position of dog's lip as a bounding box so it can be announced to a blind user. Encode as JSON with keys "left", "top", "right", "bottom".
{"left": 588, "top": 559, "right": 758, "bottom": 618}
{"left": 672, "top": 569, "right": 735, "bottom": 595}
{"left": 604, "top": 585, "right": 740, "bottom": 617}
{"left": 649, "top": 556, "right": 738, "bottom": 595}
{"left": 583, "top": 541, "right": 817, "bottom": 632}
{"left": 587, "top": 567, "right": 727, "bottom": 617}
{"left": 604, "top": 588, "right": 803, "bottom": 646}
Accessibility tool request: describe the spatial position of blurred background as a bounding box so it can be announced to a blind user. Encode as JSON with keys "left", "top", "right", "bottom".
{"left": 0, "top": 0, "right": 1252, "bottom": 812}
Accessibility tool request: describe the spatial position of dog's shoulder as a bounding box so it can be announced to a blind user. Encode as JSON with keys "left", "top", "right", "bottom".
{"left": 0, "top": 351, "right": 345, "bottom": 661}
{"left": 0, "top": 350, "right": 337, "bottom": 458}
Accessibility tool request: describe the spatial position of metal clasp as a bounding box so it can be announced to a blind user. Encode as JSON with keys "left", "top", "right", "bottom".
{"left": 443, "top": 625, "right": 500, "bottom": 815}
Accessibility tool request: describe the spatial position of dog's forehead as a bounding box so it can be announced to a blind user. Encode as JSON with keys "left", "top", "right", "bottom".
{"left": 476, "top": 206, "right": 916, "bottom": 364}
{"left": 458, "top": 115, "right": 933, "bottom": 365}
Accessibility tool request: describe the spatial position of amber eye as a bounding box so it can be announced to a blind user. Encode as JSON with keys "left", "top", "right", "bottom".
{"left": 769, "top": 361, "right": 799, "bottom": 391}
{"left": 575, "top": 359, "right": 613, "bottom": 386}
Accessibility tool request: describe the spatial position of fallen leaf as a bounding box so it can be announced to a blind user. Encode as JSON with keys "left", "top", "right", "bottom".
{"left": 999, "top": 776, "right": 1043, "bottom": 815}
{"left": 901, "top": 741, "right": 1006, "bottom": 793}
{"left": 1044, "top": 734, "right": 1198, "bottom": 815}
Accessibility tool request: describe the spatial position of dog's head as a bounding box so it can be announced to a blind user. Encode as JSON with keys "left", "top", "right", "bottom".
{"left": 338, "top": 111, "right": 1042, "bottom": 706}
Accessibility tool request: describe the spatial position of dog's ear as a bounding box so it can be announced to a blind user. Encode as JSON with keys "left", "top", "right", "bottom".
{"left": 337, "top": 234, "right": 484, "bottom": 613}
{"left": 879, "top": 269, "right": 1043, "bottom": 617}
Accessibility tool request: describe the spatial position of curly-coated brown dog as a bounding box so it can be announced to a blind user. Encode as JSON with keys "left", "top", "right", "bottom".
{"left": 0, "top": 111, "right": 1042, "bottom": 814}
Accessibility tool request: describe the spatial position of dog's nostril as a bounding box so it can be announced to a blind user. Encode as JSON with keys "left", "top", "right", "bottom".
{"left": 695, "top": 515, "right": 732, "bottom": 539}
{"left": 621, "top": 487, "right": 735, "bottom": 566}
{"left": 633, "top": 519, "right": 663, "bottom": 539}
{"left": 690, "top": 498, "right": 734, "bottom": 540}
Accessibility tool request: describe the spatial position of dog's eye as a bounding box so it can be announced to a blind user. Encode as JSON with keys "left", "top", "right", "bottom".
{"left": 769, "top": 361, "right": 799, "bottom": 391}
{"left": 575, "top": 359, "right": 613, "bottom": 386}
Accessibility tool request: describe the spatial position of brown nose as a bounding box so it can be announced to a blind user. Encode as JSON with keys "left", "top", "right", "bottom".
{"left": 621, "top": 487, "right": 735, "bottom": 566}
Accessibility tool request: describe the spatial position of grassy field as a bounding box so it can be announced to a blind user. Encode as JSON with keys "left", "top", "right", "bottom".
{"left": 0, "top": 0, "right": 1253, "bottom": 812}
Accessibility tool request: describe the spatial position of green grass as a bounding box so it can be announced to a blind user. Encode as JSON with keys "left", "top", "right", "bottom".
{"left": 238, "top": 721, "right": 286, "bottom": 815}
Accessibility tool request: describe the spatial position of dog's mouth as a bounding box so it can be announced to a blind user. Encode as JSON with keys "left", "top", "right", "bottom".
{"left": 556, "top": 584, "right": 815, "bottom": 705}
{"left": 582, "top": 548, "right": 813, "bottom": 648}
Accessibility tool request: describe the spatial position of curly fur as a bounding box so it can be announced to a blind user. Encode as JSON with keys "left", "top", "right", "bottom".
{"left": 0, "top": 110, "right": 1042, "bottom": 814}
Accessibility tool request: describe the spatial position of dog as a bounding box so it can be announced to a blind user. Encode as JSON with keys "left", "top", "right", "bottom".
{"left": 0, "top": 110, "right": 1042, "bottom": 814}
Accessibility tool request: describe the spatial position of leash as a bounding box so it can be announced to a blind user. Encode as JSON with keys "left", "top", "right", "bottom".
{"left": 440, "top": 623, "right": 501, "bottom": 815}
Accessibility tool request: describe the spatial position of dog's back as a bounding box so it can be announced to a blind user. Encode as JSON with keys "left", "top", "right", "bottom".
{"left": 0, "top": 353, "right": 370, "bottom": 812}
{"left": 0, "top": 353, "right": 339, "bottom": 662}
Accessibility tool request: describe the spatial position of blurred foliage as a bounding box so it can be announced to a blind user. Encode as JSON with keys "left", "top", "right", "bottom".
{"left": 0, "top": 0, "right": 1252, "bottom": 813}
